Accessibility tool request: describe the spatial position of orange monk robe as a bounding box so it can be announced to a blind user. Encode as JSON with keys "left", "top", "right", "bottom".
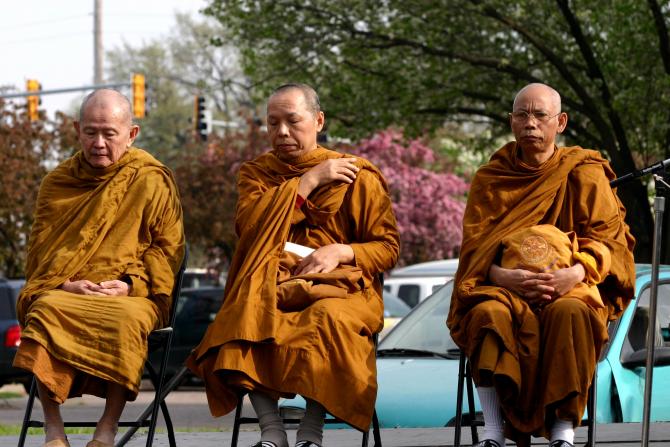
{"left": 13, "top": 148, "right": 185, "bottom": 403}
{"left": 447, "top": 143, "right": 635, "bottom": 438}
{"left": 187, "top": 147, "right": 399, "bottom": 431}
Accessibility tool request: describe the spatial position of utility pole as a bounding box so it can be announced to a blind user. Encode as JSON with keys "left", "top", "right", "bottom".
{"left": 93, "top": 0, "right": 103, "bottom": 84}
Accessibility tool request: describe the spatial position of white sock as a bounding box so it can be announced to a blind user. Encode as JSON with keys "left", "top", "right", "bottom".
{"left": 296, "top": 398, "right": 325, "bottom": 446}
{"left": 550, "top": 418, "right": 574, "bottom": 444}
{"left": 248, "top": 391, "right": 289, "bottom": 447}
{"left": 476, "top": 386, "right": 505, "bottom": 446}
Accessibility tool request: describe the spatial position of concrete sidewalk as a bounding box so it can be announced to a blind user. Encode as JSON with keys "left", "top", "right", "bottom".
{"left": 5, "top": 423, "right": 670, "bottom": 447}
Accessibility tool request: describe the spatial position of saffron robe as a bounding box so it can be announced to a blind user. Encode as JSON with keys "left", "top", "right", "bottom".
{"left": 447, "top": 143, "right": 635, "bottom": 438}
{"left": 187, "top": 146, "right": 400, "bottom": 431}
{"left": 13, "top": 148, "right": 185, "bottom": 402}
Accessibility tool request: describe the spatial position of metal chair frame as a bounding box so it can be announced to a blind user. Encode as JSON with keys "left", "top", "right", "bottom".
{"left": 18, "top": 246, "right": 188, "bottom": 447}
{"left": 453, "top": 350, "right": 596, "bottom": 447}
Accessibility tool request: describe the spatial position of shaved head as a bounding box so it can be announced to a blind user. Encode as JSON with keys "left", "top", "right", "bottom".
{"left": 269, "top": 83, "right": 321, "bottom": 117}
{"left": 510, "top": 82, "right": 568, "bottom": 165}
{"left": 79, "top": 89, "right": 133, "bottom": 125}
{"left": 74, "top": 89, "right": 139, "bottom": 168}
{"left": 513, "top": 83, "right": 562, "bottom": 114}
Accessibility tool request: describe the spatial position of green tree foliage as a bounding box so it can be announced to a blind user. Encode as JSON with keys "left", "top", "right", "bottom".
{"left": 174, "top": 118, "right": 268, "bottom": 270}
{"left": 105, "top": 13, "right": 258, "bottom": 267}
{"left": 106, "top": 13, "right": 252, "bottom": 166}
{"left": 204, "top": 0, "right": 670, "bottom": 261}
{"left": 0, "top": 100, "right": 76, "bottom": 277}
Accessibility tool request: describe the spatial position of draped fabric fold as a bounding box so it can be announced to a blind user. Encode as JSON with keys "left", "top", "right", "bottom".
{"left": 447, "top": 143, "right": 635, "bottom": 438}
{"left": 187, "top": 146, "right": 399, "bottom": 431}
{"left": 14, "top": 148, "right": 185, "bottom": 402}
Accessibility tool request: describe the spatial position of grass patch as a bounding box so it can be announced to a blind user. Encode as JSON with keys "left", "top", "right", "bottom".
{"left": 0, "top": 426, "right": 96, "bottom": 436}
{"left": 0, "top": 425, "right": 242, "bottom": 436}
{"left": 0, "top": 391, "right": 23, "bottom": 399}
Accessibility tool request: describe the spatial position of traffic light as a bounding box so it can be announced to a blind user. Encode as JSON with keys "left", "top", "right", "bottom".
{"left": 131, "top": 73, "right": 146, "bottom": 118}
{"left": 193, "top": 95, "right": 208, "bottom": 141}
{"left": 26, "top": 79, "right": 41, "bottom": 121}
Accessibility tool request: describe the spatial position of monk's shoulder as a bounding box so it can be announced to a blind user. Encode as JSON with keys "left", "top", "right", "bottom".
{"left": 567, "top": 153, "right": 611, "bottom": 189}
{"left": 130, "top": 166, "right": 176, "bottom": 198}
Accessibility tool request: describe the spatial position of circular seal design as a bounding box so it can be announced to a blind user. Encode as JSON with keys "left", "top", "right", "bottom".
{"left": 519, "top": 235, "right": 550, "bottom": 264}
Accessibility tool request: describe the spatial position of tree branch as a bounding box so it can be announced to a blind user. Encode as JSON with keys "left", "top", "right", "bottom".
{"left": 555, "top": 0, "right": 631, "bottom": 166}
{"left": 647, "top": 0, "right": 670, "bottom": 75}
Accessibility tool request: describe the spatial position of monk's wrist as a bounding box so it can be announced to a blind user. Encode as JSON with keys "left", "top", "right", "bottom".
{"left": 572, "top": 262, "right": 586, "bottom": 283}
{"left": 337, "top": 244, "right": 355, "bottom": 264}
{"left": 297, "top": 174, "right": 318, "bottom": 198}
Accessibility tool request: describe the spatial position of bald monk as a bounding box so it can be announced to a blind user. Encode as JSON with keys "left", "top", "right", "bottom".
{"left": 447, "top": 83, "right": 635, "bottom": 447}
{"left": 13, "top": 89, "right": 185, "bottom": 447}
{"left": 187, "top": 83, "right": 399, "bottom": 447}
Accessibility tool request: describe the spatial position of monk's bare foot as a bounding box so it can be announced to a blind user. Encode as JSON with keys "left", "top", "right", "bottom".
{"left": 44, "top": 422, "right": 67, "bottom": 445}
{"left": 90, "top": 421, "right": 117, "bottom": 446}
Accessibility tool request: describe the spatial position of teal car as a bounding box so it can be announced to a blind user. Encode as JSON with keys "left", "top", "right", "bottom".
{"left": 279, "top": 265, "right": 670, "bottom": 426}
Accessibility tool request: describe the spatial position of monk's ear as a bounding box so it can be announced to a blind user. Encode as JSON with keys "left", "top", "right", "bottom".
{"left": 556, "top": 112, "right": 568, "bottom": 134}
{"left": 127, "top": 124, "right": 140, "bottom": 147}
{"left": 315, "top": 111, "right": 325, "bottom": 132}
{"left": 73, "top": 120, "right": 81, "bottom": 136}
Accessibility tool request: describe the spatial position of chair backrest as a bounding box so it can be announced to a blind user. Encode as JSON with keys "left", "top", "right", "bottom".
{"left": 165, "top": 245, "right": 189, "bottom": 329}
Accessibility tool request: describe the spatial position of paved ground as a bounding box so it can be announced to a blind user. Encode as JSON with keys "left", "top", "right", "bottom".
{"left": 5, "top": 424, "right": 670, "bottom": 447}
{"left": 2, "top": 384, "right": 670, "bottom": 446}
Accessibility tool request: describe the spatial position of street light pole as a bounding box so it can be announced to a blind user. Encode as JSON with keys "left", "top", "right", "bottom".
{"left": 94, "top": 0, "right": 103, "bottom": 84}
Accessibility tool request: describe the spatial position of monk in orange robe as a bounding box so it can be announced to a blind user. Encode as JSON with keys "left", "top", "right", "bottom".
{"left": 13, "top": 89, "right": 185, "bottom": 447}
{"left": 187, "top": 83, "right": 399, "bottom": 447}
{"left": 447, "top": 83, "right": 635, "bottom": 447}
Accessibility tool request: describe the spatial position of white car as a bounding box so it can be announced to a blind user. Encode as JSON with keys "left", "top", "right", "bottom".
{"left": 384, "top": 259, "right": 459, "bottom": 307}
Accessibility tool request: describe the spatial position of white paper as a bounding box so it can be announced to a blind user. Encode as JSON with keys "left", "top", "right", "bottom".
{"left": 284, "top": 242, "right": 315, "bottom": 258}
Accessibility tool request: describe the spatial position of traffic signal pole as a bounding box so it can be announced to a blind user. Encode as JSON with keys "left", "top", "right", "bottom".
{"left": 1, "top": 74, "right": 147, "bottom": 120}
{"left": 0, "top": 82, "right": 129, "bottom": 99}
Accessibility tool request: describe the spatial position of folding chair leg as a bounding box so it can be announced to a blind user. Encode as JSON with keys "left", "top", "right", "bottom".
{"left": 231, "top": 399, "right": 243, "bottom": 447}
{"left": 465, "top": 362, "right": 478, "bottom": 444}
{"left": 18, "top": 376, "right": 38, "bottom": 447}
{"left": 160, "top": 399, "right": 177, "bottom": 447}
{"left": 145, "top": 336, "right": 174, "bottom": 447}
{"left": 454, "top": 351, "right": 466, "bottom": 447}
{"left": 158, "top": 366, "right": 190, "bottom": 447}
{"left": 586, "top": 373, "right": 597, "bottom": 447}
{"left": 372, "top": 409, "right": 382, "bottom": 447}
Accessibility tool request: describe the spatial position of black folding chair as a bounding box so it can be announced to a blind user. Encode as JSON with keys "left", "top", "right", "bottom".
{"left": 453, "top": 350, "right": 596, "bottom": 447}
{"left": 18, "top": 246, "right": 188, "bottom": 447}
{"left": 230, "top": 335, "right": 383, "bottom": 447}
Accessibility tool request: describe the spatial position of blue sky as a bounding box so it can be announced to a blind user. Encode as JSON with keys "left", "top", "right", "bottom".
{"left": 1, "top": 0, "right": 207, "bottom": 118}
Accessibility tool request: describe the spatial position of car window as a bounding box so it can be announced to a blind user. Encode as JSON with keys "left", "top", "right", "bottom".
{"left": 383, "top": 292, "right": 411, "bottom": 318}
{"left": 176, "top": 288, "right": 225, "bottom": 323}
{"left": 380, "top": 281, "right": 458, "bottom": 353}
{"left": 432, "top": 284, "right": 443, "bottom": 293}
{"left": 0, "top": 287, "right": 12, "bottom": 318}
{"left": 626, "top": 283, "right": 670, "bottom": 350}
{"left": 397, "top": 284, "right": 420, "bottom": 308}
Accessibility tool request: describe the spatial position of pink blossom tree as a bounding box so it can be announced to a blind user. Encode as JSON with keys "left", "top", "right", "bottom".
{"left": 345, "top": 129, "right": 468, "bottom": 266}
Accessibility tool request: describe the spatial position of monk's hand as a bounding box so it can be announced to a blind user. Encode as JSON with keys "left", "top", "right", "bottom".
{"left": 488, "top": 264, "right": 554, "bottom": 305}
{"left": 97, "top": 280, "right": 130, "bottom": 296}
{"left": 536, "top": 264, "right": 586, "bottom": 300}
{"left": 298, "top": 158, "right": 359, "bottom": 198}
{"left": 294, "top": 243, "right": 355, "bottom": 275}
{"left": 61, "top": 279, "right": 105, "bottom": 296}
